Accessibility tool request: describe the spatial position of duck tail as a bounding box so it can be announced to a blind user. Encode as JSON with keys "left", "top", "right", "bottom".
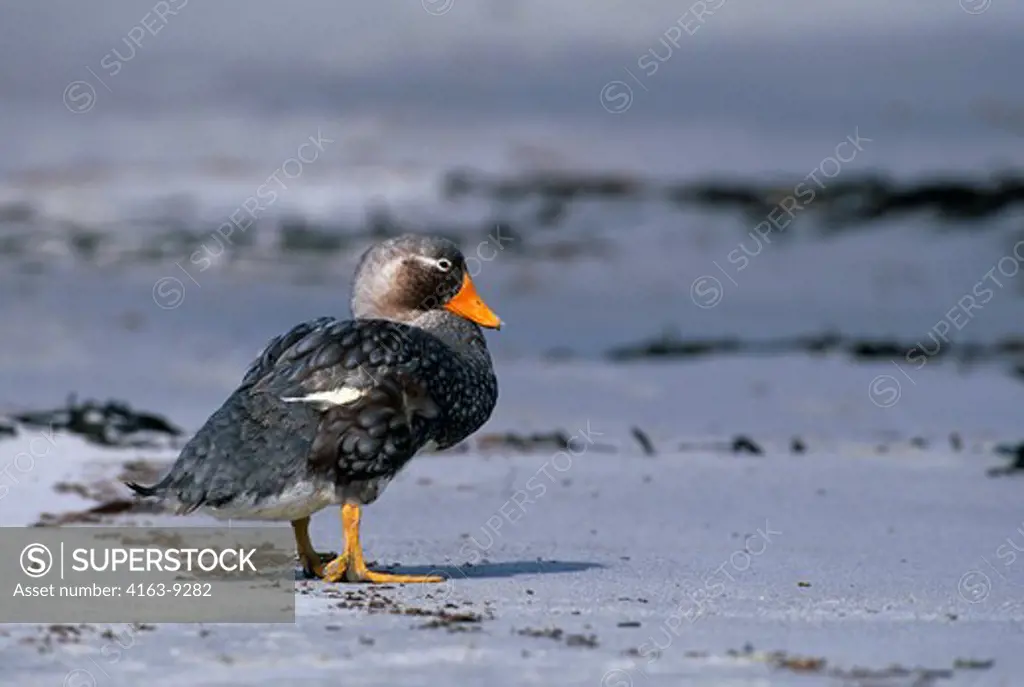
{"left": 125, "top": 480, "right": 162, "bottom": 498}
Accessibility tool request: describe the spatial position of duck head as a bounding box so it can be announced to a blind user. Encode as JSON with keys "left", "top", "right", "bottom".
{"left": 350, "top": 234, "right": 502, "bottom": 330}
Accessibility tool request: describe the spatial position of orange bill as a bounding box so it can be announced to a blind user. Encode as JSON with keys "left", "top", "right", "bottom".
{"left": 445, "top": 272, "right": 502, "bottom": 329}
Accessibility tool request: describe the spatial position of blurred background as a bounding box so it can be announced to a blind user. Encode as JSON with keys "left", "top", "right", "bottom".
{"left": 0, "top": 0, "right": 1022, "bottom": 438}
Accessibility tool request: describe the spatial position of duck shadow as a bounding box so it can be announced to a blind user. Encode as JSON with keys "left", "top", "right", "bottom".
{"left": 295, "top": 559, "right": 602, "bottom": 581}
{"left": 391, "top": 559, "right": 603, "bottom": 580}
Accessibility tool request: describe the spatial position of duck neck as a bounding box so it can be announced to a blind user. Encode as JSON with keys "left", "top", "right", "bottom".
{"left": 409, "top": 310, "right": 492, "bottom": 367}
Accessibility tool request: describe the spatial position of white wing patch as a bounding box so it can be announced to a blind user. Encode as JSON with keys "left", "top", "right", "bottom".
{"left": 281, "top": 387, "right": 364, "bottom": 409}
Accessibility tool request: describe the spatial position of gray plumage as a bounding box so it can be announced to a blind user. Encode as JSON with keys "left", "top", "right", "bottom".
{"left": 128, "top": 235, "right": 499, "bottom": 520}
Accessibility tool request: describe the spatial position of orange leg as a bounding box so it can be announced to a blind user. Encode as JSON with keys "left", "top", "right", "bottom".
{"left": 321, "top": 503, "right": 443, "bottom": 583}
{"left": 291, "top": 517, "right": 324, "bottom": 578}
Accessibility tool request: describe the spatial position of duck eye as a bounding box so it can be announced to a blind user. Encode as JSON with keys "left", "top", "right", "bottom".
{"left": 436, "top": 258, "right": 453, "bottom": 272}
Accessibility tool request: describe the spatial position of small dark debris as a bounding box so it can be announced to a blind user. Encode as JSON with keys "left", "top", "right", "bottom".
{"left": 848, "top": 340, "right": 908, "bottom": 360}
{"left": 477, "top": 431, "right": 573, "bottom": 452}
{"left": 910, "top": 436, "right": 928, "bottom": 449}
{"left": 790, "top": 437, "right": 806, "bottom": 454}
{"left": 631, "top": 427, "right": 656, "bottom": 456}
{"left": 773, "top": 654, "right": 827, "bottom": 673}
{"left": 617, "top": 621, "right": 641, "bottom": 628}
{"left": 732, "top": 645, "right": 962, "bottom": 683}
{"left": 731, "top": 435, "right": 763, "bottom": 456}
{"left": 33, "top": 497, "right": 161, "bottom": 526}
{"left": 420, "top": 611, "right": 483, "bottom": 623}
{"left": 950, "top": 432, "right": 963, "bottom": 451}
{"left": 608, "top": 334, "right": 742, "bottom": 361}
{"left": 407, "top": 606, "right": 487, "bottom": 634}
{"left": 838, "top": 665, "right": 953, "bottom": 681}
{"left": 565, "top": 633, "right": 599, "bottom": 648}
{"left": 333, "top": 589, "right": 491, "bottom": 632}
{"left": 476, "top": 430, "right": 616, "bottom": 454}
{"left": 727, "top": 642, "right": 757, "bottom": 657}
{"left": 47, "top": 624, "right": 84, "bottom": 641}
{"left": 11, "top": 394, "right": 183, "bottom": 448}
{"left": 0, "top": 418, "right": 16, "bottom": 439}
{"left": 517, "top": 626, "right": 597, "bottom": 648}
{"left": 988, "top": 441, "right": 1024, "bottom": 476}
{"left": 797, "top": 581, "right": 811, "bottom": 588}
{"left": 518, "top": 627, "right": 563, "bottom": 640}
{"left": 953, "top": 658, "right": 994, "bottom": 670}
{"left": 416, "top": 610, "right": 484, "bottom": 632}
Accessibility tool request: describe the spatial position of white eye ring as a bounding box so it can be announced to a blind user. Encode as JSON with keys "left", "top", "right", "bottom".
{"left": 436, "top": 258, "right": 453, "bottom": 272}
